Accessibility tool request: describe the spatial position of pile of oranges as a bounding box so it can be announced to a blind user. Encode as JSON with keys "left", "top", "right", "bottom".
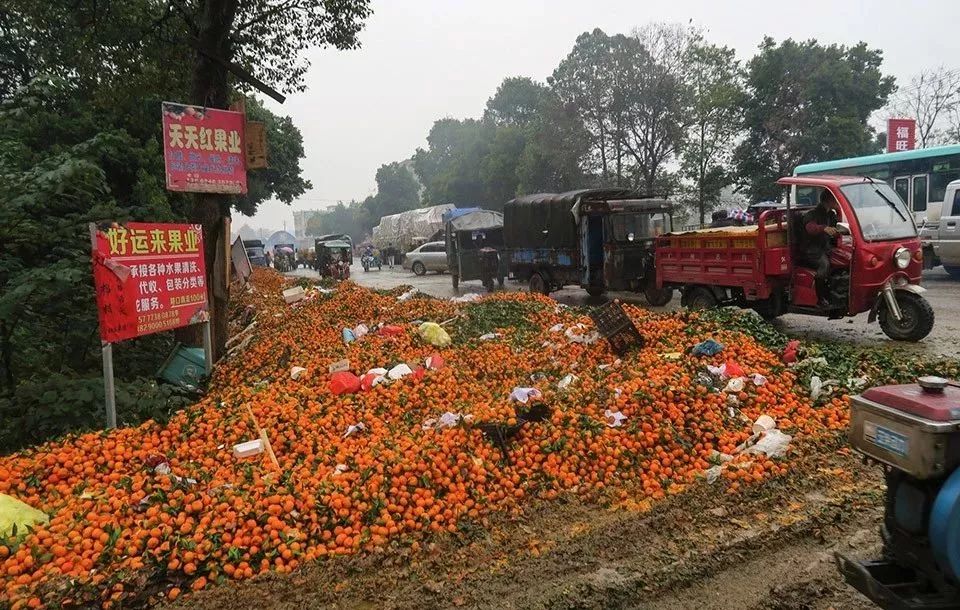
{"left": 0, "top": 269, "right": 850, "bottom": 608}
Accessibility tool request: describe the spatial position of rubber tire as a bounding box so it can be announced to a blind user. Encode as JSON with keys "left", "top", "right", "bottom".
{"left": 644, "top": 284, "right": 673, "bottom": 307}
{"left": 451, "top": 274, "right": 459, "bottom": 291}
{"left": 945, "top": 265, "right": 960, "bottom": 280}
{"left": 412, "top": 261, "right": 426, "bottom": 276}
{"left": 586, "top": 285, "right": 606, "bottom": 297}
{"left": 529, "top": 272, "right": 549, "bottom": 295}
{"left": 879, "top": 291, "right": 935, "bottom": 342}
{"left": 684, "top": 286, "right": 718, "bottom": 310}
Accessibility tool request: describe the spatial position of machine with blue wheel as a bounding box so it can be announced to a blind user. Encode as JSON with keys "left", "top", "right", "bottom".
{"left": 837, "top": 376, "right": 960, "bottom": 609}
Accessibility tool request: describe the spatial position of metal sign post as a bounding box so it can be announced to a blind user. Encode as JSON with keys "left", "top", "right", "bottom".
{"left": 102, "top": 342, "right": 117, "bottom": 429}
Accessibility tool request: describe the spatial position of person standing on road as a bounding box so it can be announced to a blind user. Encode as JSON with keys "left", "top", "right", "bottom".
{"left": 802, "top": 189, "right": 841, "bottom": 308}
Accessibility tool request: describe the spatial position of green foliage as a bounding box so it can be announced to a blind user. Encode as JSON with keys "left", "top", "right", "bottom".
{"left": 0, "top": 375, "right": 192, "bottom": 453}
{"left": 734, "top": 37, "right": 895, "bottom": 202}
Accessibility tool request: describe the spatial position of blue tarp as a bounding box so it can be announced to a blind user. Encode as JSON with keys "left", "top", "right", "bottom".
{"left": 442, "top": 207, "right": 482, "bottom": 223}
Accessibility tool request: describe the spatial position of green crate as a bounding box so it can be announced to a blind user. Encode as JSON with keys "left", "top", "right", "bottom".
{"left": 157, "top": 344, "right": 207, "bottom": 390}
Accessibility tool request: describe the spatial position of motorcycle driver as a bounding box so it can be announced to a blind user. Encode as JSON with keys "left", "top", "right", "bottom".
{"left": 802, "top": 189, "right": 840, "bottom": 308}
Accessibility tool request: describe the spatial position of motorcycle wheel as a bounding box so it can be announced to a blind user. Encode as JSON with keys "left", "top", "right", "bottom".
{"left": 879, "top": 291, "right": 935, "bottom": 342}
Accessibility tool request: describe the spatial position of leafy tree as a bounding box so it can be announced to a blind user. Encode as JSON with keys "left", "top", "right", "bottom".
{"left": 414, "top": 119, "right": 493, "bottom": 206}
{"left": 734, "top": 37, "right": 894, "bottom": 201}
{"left": 484, "top": 77, "right": 548, "bottom": 127}
{"left": 681, "top": 41, "right": 745, "bottom": 224}
{"left": 549, "top": 29, "right": 628, "bottom": 184}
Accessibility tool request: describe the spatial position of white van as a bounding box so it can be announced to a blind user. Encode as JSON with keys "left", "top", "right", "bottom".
{"left": 921, "top": 179, "right": 960, "bottom": 278}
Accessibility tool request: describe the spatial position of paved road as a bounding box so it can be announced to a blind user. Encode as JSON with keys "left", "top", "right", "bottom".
{"left": 292, "top": 265, "right": 960, "bottom": 358}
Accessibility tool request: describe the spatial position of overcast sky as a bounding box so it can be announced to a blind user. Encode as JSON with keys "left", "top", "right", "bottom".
{"left": 247, "top": 0, "right": 960, "bottom": 233}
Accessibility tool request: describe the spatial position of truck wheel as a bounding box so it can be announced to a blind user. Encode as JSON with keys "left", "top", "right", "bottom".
{"left": 412, "top": 261, "right": 426, "bottom": 276}
{"left": 644, "top": 285, "right": 673, "bottom": 307}
{"left": 586, "top": 285, "right": 606, "bottom": 297}
{"left": 529, "top": 272, "right": 549, "bottom": 295}
{"left": 945, "top": 265, "right": 960, "bottom": 280}
{"left": 451, "top": 274, "right": 459, "bottom": 291}
{"left": 683, "top": 286, "right": 718, "bottom": 310}
{"left": 879, "top": 291, "right": 934, "bottom": 341}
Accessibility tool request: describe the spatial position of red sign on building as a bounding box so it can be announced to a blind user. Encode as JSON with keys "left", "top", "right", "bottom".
{"left": 90, "top": 222, "right": 209, "bottom": 343}
{"left": 162, "top": 102, "right": 248, "bottom": 194}
{"left": 887, "top": 118, "right": 917, "bottom": 153}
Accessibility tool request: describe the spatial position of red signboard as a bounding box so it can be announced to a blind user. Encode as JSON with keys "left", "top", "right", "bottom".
{"left": 91, "top": 222, "right": 209, "bottom": 343}
{"left": 887, "top": 118, "right": 917, "bottom": 153}
{"left": 162, "top": 102, "right": 248, "bottom": 194}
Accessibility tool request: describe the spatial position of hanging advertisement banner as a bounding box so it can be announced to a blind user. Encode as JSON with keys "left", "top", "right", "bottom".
{"left": 162, "top": 102, "right": 248, "bottom": 194}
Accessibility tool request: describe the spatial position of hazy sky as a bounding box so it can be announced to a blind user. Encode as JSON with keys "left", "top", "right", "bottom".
{"left": 248, "top": 0, "right": 960, "bottom": 232}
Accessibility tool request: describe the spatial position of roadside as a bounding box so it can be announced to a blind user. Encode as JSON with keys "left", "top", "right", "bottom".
{"left": 170, "top": 447, "right": 882, "bottom": 610}
{"left": 291, "top": 265, "right": 960, "bottom": 358}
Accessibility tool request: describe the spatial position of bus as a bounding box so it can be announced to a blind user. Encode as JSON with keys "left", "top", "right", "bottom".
{"left": 794, "top": 144, "right": 960, "bottom": 220}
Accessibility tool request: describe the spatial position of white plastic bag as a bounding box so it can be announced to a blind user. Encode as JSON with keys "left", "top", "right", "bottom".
{"left": 565, "top": 324, "right": 600, "bottom": 344}
{"left": 397, "top": 288, "right": 418, "bottom": 301}
{"left": 290, "top": 366, "right": 308, "bottom": 380}
{"left": 722, "top": 377, "right": 745, "bottom": 393}
{"left": 388, "top": 363, "right": 414, "bottom": 380}
{"left": 746, "top": 429, "right": 792, "bottom": 458}
{"left": 557, "top": 374, "right": 578, "bottom": 390}
{"left": 343, "top": 422, "right": 366, "bottom": 438}
{"left": 353, "top": 324, "right": 369, "bottom": 339}
{"left": 509, "top": 387, "right": 542, "bottom": 404}
{"left": 604, "top": 409, "right": 627, "bottom": 427}
{"left": 451, "top": 293, "right": 481, "bottom": 303}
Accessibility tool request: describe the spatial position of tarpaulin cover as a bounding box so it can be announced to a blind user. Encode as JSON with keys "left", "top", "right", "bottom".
{"left": 372, "top": 204, "right": 455, "bottom": 251}
{"left": 448, "top": 210, "right": 503, "bottom": 232}
{"left": 442, "top": 207, "right": 482, "bottom": 223}
{"left": 503, "top": 189, "right": 635, "bottom": 249}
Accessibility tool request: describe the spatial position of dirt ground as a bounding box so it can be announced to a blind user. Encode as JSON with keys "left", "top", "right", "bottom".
{"left": 169, "top": 445, "right": 883, "bottom": 610}
{"left": 294, "top": 265, "right": 960, "bottom": 359}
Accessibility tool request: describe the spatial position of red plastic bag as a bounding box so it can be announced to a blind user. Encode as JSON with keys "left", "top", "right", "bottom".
{"left": 782, "top": 340, "right": 800, "bottom": 364}
{"left": 360, "top": 372, "right": 383, "bottom": 392}
{"left": 329, "top": 371, "right": 361, "bottom": 395}
{"left": 425, "top": 354, "right": 445, "bottom": 370}
{"left": 378, "top": 325, "right": 404, "bottom": 337}
{"left": 724, "top": 360, "right": 745, "bottom": 378}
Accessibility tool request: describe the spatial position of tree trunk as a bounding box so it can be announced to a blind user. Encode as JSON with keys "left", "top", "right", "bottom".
{"left": 177, "top": 0, "right": 240, "bottom": 361}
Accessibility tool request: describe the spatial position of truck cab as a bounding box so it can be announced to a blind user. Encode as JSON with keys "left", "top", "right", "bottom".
{"left": 921, "top": 179, "right": 960, "bottom": 278}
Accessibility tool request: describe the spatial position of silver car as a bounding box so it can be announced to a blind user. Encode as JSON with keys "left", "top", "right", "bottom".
{"left": 403, "top": 241, "right": 447, "bottom": 275}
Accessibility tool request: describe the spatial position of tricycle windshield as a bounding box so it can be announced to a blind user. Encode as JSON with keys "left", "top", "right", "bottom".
{"left": 840, "top": 182, "right": 916, "bottom": 241}
{"left": 609, "top": 212, "right": 671, "bottom": 242}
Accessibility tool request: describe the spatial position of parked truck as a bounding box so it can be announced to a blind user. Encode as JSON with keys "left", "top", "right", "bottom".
{"left": 919, "top": 179, "right": 960, "bottom": 278}
{"left": 504, "top": 189, "right": 674, "bottom": 303}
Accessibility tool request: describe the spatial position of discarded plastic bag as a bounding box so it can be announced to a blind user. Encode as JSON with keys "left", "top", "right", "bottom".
{"left": 360, "top": 372, "right": 385, "bottom": 391}
{"left": 565, "top": 324, "right": 600, "bottom": 344}
{"left": 343, "top": 422, "right": 366, "bottom": 438}
{"left": 604, "top": 409, "right": 627, "bottom": 427}
{"left": 722, "top": 377, "right": 745, "bottom": 393}
{"left": 810, "top": 375, "right": 840, "bottom": 400}
{"left": 451, "top": 293, "right": 481, "bottom": 303}
{"left": 422, "top": 412, "right": 473, "bottom": 430}
{"left": 751, "top": 373, "right": 767, "bottom": 386}
{"left": 425, "top": 354, "right": 445, "bottom": 370}
{"left": 418, "top": 322, "right": 452, "bottom": 347}
{"left": 478, "top": 333, "right": 499, "bottom": 341}
{"left": 342, "top": 328, "right": 356, "bottom": 344}
{"left": 397, "top": 288, "right": 418, "bottom": 301}
{"left": 723, "top": 360, "right": 745, "bottom": 378}
{"left": 746, "top": 429, "right": 792, "bottom": 458}
{"left": 329, "top": 371, "right": 361, "bottom": 395}
{"left": 353, "top": 324, "right": 369, "bottom": 339}
{"left": 378, "top": 325, "right": 404, "bottom": 337}
{"left": 509, "top": 387, "right": 542, "bottom": 404}
{"left": 290, "top": 366, "right": 308, "bottom": 380}
{"left": 692, "top": 339, "right": 724, "bottom": 356}
{"left": 782, "top": 339, "right": 801, "bottom": 364}
{"left": 548, "top": 324, "right": 564, "bottom": 333}
{"left": 0, "top": 494, "right": 48, "bottom": 538}
{"left": 557, "top": 374, "right": 578, "bottom": 390}
{"left": 388, "top": 363, "right": 414, "bottom": 380}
